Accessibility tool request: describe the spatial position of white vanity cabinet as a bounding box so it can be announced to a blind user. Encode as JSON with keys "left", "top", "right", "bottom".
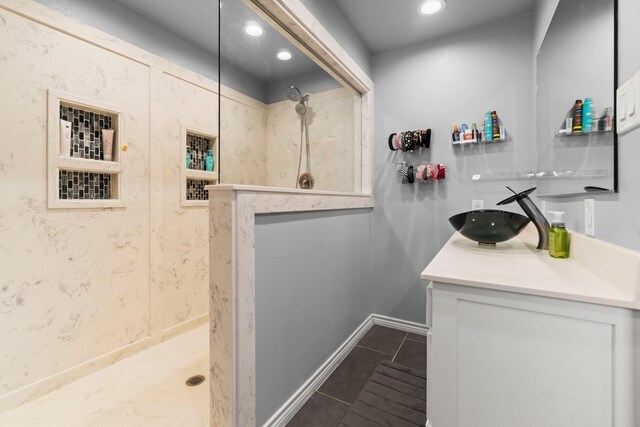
{"left": 426, "top": 281, "right": 636, "bottom": 427}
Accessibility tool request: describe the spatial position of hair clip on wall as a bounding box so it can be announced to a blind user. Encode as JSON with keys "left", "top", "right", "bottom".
{"left": 399, "top": 162, "right": 445, "bottom": 184}
{"left": 388, "top": 129, "right": 431, "bottom": 152}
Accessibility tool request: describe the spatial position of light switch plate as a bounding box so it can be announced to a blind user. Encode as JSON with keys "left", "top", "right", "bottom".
{"left": 472, "top": 200, "right": 484, "bottom": 210}
{"left": 585, "top": 198, "right": 595, "bottom": 237}
{"left": 617, "top": 70, "right": 640, "bottom": 134}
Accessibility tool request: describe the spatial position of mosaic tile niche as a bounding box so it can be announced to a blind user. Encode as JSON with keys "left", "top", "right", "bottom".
{"left": 60, "top": 104, "right": 113, "bottom": 160}
{"left": 186, "top": 179, "right": 210, "bottom": 201}
{"left": 58, "top": 104, "right": 116, "bottom": 200}
{"left": 59, "top": 170, "right": 112, "bottom": 200}
{"left": 187, "top": 133, "right": 213, "bottom": 171}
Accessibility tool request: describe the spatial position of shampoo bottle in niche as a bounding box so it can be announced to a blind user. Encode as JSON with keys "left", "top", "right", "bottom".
{"left": 60, "top": 119, "right": 72, "bottom": 157}
{"left": 548, "top": 211, "right": 570, "bottom": 259}
{"left": 101, "top": 129, "right": 115, "bottom": 161}
{"left": 205, "top": 149, "right": 215, "bottom": 172}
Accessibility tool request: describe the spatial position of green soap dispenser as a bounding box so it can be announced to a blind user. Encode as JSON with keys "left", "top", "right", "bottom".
{"left": 205, "top": 149, "right": 215, "bottom": 172}
{"left": 548, "top": 211, "right": 570, "bottom": 259}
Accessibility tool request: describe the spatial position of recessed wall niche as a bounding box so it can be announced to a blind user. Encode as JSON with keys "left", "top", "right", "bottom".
{"left": 181, "top": 125, "right": 217, "bottom": 207}
{"left": 47, "top": 90, "right": 124, "bottom": 209}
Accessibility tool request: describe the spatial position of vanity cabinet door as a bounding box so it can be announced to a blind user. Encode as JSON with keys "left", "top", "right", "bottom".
{"left": 429, "top": 282, "right": 634, "bottom": 427}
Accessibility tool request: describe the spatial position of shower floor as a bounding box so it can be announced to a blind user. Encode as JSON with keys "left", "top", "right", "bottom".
{"left": 0, "top": 325, "right": 209, "bottom": 427}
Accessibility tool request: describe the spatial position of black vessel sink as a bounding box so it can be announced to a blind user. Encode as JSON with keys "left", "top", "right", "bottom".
{"left": 449, "top": 210, "right": 531, "bottom": 245}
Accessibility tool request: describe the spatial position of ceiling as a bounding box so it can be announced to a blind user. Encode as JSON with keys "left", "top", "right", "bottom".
{"left": 332, "top": 0, "right": 535, "bottom": 54}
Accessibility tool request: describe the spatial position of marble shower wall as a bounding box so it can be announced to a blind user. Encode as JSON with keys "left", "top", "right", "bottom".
{"left": 0, "top": 7, "right": 149, "bottom": 406}
{"left": 264, "top": 87, "right": 360, "bottom": 192}
{"left": 220, "top": 94, "right": 268, "bottom": 186}
{"left": 0, "top": 5, "right": 265, "bottom": 411}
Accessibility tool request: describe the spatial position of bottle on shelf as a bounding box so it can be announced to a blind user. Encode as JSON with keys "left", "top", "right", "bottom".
{"left": 605, "top": 107, "right": 613, "bottom": 131}
{"left": 471, "top": 123, "right": 479, "bottom": 142}
{"left": 186, "top": 149, "right": 191, "bottom": 169}
{"left": 491, "top": 111, "right": 500, "bottom": 140}
{"left": 572, "top": 99, "right": 583, "bottom": 133}
{"left": 205, "top": 149, "right": 215, "bottom": 172}
{"left": 484, "top": 112, "right": 493, "bottom": 141}
{"left": 583, "top": 98, "right": 593, "bottom": 133}
{"left": 452, "top": 124, "right": 460, "bottom": 142}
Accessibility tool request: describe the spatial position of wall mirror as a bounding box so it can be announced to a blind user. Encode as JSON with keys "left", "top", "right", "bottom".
{"left": 219, "top": 0, "right": 363, "bottom": 193}
{"left": 536, "top": 0, "right": 617, "bottom": 197}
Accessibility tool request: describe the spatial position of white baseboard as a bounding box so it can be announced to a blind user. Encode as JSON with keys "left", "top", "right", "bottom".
{"left": 370, "top": 314, "right": 429, "bottom": 336}
{"left": 263, "top": 314, "right": 428, "bottom": 427}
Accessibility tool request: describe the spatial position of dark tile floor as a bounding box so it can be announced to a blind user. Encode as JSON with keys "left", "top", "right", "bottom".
{"left": 286, "top": 325, "right": 427, "bottom": 427}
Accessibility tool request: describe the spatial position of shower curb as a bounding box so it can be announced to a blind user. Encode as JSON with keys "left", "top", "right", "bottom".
{"left": 263, "top": 313, "right": 429, "bottom": 427}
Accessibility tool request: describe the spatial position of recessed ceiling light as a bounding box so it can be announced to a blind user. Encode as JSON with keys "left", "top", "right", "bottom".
{"left": 277, "top": 50, "right": 292, "bottom": 61}
{"left": 418, "top": 0, "right": 446, "bottom": 15}
{"left": 243, "top": 22, "right": 264, "bottom": 37}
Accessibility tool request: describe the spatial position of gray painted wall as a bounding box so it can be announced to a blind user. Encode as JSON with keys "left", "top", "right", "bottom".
{"left": 35, "top": 0, "right": 268, "bottom": 101}
{"left": 299, "top": 0, "right": 371, "bottom": 76}
{"left": 255, "top": 209, "right": 373, "bottom": 425}
{"left": 370, "top": 12, "right": 536, "bottom": 322}
{"left": 543, "top": 0, "right": 640, "bottom": 252}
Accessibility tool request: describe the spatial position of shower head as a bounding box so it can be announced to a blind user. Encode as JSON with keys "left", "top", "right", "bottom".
{"left": 286, "top": 86, "right": 302, "bottom": 102}
{"left": 295, "top": 102, "right": 306, "bottom": 115}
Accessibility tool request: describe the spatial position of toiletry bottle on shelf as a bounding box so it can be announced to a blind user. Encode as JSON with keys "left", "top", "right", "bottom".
{"left": 471, "top": 123, "right": 479, "bottom": 142}
{"left": 605, "top": 107, "right": 613, "bottom": 131}
{"left": 599, "top": 108, "right": 608, "bottom": 131}
{"left": 572, "top": 99, "right": 583, "bottom": 133}
{"left": 485, "top": 112, "right": 493, "bottom": 141}
{"left": 583, "top": 98, "right": 593, "bottom": 133}
{"left": 548, "top": 211, "right": 570, "bottom": 259}
{"left": 491, "top": 111, "right": 500, "bottom": 140}
{"left": 452, "top": 125, "right": 460, "bottom": 142}
{"left": 186, "top": 149, "right": 191, "bottom": 169}
{"left": 205, "top": 149, "right": 215, "bottom": 172}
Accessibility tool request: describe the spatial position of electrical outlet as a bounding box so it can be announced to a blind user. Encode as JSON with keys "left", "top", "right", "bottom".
{"left": 585, "top": 199, "right": 595, "bottom": 237}
{"left": 472, "top": 200, "right": 484, "bottom": 210}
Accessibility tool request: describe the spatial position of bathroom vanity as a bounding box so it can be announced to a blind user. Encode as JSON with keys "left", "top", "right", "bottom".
{"left": 422, "top": 225, "right": 640, "bottom": 427}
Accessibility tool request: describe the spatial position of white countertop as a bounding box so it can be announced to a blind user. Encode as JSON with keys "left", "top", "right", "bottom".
{"left": 421, "top": 224, "right": 640, "bottom": 309}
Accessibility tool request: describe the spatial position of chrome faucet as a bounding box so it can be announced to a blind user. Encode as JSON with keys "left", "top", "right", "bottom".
{"left": 497, "top": 187, "right": 550, "bottom": 250}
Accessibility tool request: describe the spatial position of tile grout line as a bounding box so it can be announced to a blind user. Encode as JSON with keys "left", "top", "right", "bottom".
{"left": 354, "top": 344, "right": 395, "bottom": 357}
{"left": 315, "top": 390, "right": 352, "bottom": 407}
{"left": 404, "top": 337, "right": 427, "bottom": 344}
{"left": 391, "top": 332, "right": 409, "bottom": 362}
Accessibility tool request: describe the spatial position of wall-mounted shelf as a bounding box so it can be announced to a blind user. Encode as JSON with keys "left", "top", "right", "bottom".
{"left": 185, "top": 169, "right": 218, "bottom": 181}
{"left": 47, "top": 89, "right": 125, "bottom": 209}
{"left": 56, "top": 156, "right": 122, "bottom": 174}
{"left": 537, "top": 169, "right": 610, "bottom": 180}
{"left": 471, "top": 169, "right": 610, "bottom": 183}
{"left": 555, "top": 129, "right": 613, "bottom": 137}
{"left": 471, "top": 171, "right": 537, "bottom": 182}
{"left": 181, "top": 125, "right": 218, "bottom": 207}
{"left": 453, "top": 137, "right": 512, "bottom": 145}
